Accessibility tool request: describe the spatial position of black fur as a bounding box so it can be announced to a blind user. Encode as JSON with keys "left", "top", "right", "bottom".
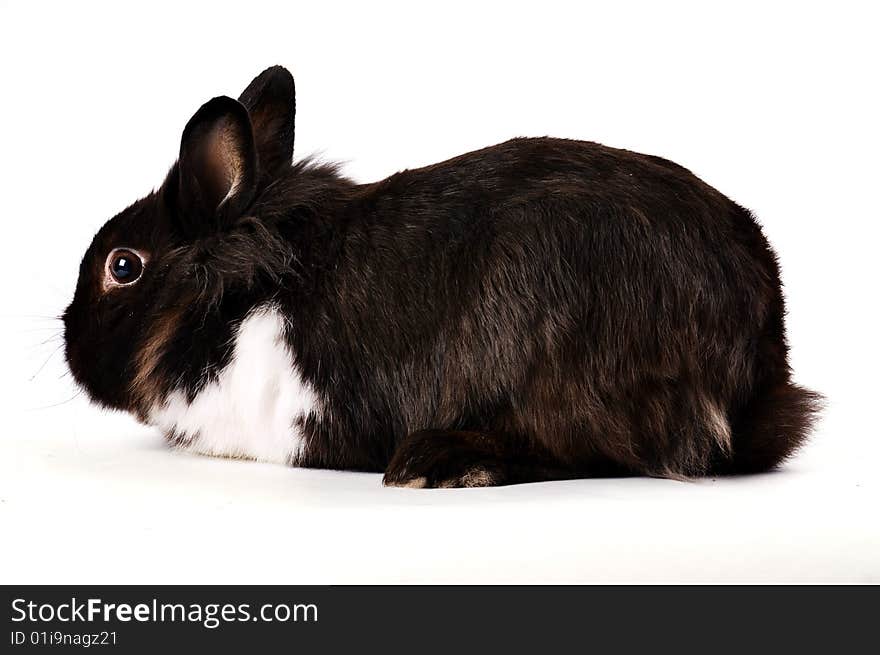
{"left": 63, "top": 66, "right": 821, "bottom": 487}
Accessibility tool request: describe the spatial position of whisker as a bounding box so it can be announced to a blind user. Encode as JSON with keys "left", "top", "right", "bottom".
{"left": 29, "top": 342, "right": 66, "bottom": 381}
{"left": 0, "top": 314, "right": 63, "bottom": 321}
{"left": 23, "top": 333, "right": 65, "bottom": 347}
{"left": 27, "top": 388, "right": 84, "bottom": 411}
{"left": 19, "top": 325, "right": 64, "bottom": 331}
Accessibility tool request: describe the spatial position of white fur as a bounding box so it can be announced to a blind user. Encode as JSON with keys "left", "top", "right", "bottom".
{"left": 148, "top": 306, "right": 320, "bottom": 465}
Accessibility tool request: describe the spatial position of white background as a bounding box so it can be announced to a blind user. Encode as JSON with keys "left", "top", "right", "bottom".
{"left": 1, "top": 1, "right": 878, "bottom": 583}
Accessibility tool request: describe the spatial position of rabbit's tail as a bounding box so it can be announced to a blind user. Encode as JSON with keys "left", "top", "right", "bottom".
{"left": 725, "top": 380, "right": 823, "bottom": 473}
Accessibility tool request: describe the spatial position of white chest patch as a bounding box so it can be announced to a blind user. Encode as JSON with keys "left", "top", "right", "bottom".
{"left": 148, "top": 306, "right": 320, "bottom": 465}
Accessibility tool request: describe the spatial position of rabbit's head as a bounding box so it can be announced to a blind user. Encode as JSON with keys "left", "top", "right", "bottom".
{"left": 63, "top": 66, "right": 296, "bottom": 417}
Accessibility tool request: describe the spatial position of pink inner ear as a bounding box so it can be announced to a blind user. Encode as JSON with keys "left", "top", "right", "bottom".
{"left": 207, "top": 119, "right": 245, "bottom": 205}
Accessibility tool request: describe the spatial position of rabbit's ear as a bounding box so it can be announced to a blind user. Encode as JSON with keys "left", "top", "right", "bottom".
{"left": 175, "top": 96, "right": 257, "bottom": 233}
{"left": 238, "top": 66, "right": 295, "bottom": 179}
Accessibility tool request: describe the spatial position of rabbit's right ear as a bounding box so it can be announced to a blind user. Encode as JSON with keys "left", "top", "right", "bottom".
{"left": 238, "top": 65, "right": 296, "bottom": 180}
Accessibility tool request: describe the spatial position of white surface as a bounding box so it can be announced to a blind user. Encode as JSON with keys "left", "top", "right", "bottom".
{"left": 1, "top": 401, "right": 877, "bottom": 584}
{"left": 1, "top": 1, "right": 878, "bottom": 583}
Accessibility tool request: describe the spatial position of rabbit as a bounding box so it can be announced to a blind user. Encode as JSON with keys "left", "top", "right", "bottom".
{"left": 63, "top": 65, "right": 821, "bottom": 488}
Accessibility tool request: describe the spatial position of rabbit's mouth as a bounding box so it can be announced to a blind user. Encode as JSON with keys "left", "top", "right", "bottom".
{"left": 62, "top": 286, "right": 138, "bottom": 414}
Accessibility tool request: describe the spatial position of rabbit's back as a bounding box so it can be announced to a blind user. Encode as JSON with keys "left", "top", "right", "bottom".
{"left": 298, "top": 137, "right": 795, "bottom": 478}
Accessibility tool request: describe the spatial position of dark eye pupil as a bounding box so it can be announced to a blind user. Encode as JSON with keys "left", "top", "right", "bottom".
{"left": 113, "top": 257, "right": 133, "bottom": 277}
{"left": 109, "top": 249, "right": 143, "bottom": 283}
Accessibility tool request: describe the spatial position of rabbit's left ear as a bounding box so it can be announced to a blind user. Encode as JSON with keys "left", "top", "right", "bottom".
{"left": 238, "top": 65, "right": 296, "bottom": 180}
{"left": 175, "top": 96, "right": 257, "bottom": 233}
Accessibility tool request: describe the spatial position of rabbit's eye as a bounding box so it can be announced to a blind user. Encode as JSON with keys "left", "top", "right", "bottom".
{"left": 107, "top": 248, "right": 144, "bottom": 285}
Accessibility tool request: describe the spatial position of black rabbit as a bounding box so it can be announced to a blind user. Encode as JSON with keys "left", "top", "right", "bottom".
{"left": 63, "top": 65, "right": 820, "bottom": 487}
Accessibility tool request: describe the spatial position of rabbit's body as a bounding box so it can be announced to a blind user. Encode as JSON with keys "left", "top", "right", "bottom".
{"left": 63, "top": 67, "right": 820, "bottom": 487}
